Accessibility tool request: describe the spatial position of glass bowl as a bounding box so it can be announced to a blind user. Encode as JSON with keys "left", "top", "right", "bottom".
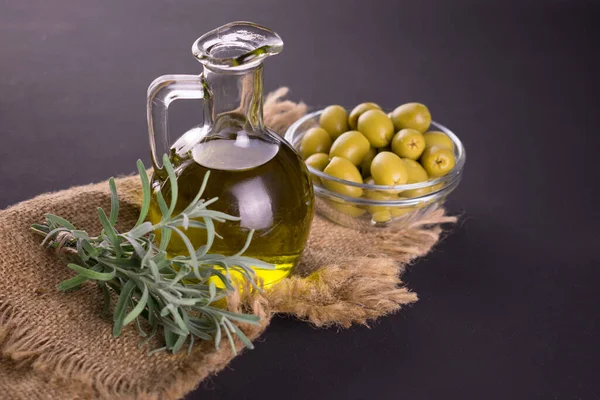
{"left": 284, "top": 109, "right": 466, "bottom": 230}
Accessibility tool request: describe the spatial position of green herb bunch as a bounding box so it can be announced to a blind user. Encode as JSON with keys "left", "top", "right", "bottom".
{"left": 32, "top": 155, "right": 273, "bottom": 355}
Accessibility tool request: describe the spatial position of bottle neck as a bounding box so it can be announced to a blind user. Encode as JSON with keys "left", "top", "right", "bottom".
{"left": 202, "top": 65, "right": 264, "bottom": 131}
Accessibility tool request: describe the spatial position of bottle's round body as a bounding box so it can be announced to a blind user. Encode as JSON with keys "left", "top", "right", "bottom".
{"left": 148, "top": 131, "right": 314, "bottom": 286}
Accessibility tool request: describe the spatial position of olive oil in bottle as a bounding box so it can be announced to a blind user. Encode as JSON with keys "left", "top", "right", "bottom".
{"left": 148, "top": 133, "right": 314, "bottom": 286}
{"left": 145, "top": 22, "right": 314, "bottom": 286}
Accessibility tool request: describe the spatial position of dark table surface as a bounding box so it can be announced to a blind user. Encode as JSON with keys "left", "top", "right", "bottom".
{"left": 1, "top": 0, "right": 599, "bottom": 399}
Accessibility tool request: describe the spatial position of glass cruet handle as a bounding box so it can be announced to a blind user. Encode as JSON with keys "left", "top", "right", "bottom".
{"left": 146, "top": 74, "right": 206, "bottom": 170}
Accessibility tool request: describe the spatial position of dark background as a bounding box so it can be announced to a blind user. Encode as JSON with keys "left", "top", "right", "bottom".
{"left": 1, "top": 0, "right": 599, "bottom": 399}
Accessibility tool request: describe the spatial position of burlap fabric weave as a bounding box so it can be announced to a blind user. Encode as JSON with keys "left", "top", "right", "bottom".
{"left": 0, "top": 88, "right": 456, "bottom": 399}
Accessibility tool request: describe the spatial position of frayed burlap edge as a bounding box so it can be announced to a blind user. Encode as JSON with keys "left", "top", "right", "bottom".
{"left": 264, "top": 208, "right": 456, "bottom": 328}
{"left": 0, "top": 88, "right": 456, "bottom": 399}
{"left": 0, "top": 289, "right": 272, "bottom": 400}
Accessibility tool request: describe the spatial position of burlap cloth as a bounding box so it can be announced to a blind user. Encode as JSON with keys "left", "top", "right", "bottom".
{"left": 0, "top": 88, "right": 456, "bottom": 399}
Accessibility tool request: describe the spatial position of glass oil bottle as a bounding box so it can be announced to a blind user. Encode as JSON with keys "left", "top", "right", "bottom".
{"left": 146, "top": 22, "right": 314, "bottom": 286}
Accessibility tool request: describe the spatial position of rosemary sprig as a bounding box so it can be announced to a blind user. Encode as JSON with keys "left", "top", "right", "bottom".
{"left": 31, "top": 155, "right": 274, "bottom": 355}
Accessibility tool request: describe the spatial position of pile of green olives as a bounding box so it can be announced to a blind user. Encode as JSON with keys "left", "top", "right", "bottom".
{"left": 300, "top": 102, "right": 456, "bottom": 222}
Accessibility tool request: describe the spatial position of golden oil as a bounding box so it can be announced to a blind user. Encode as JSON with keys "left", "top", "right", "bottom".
{"left": 148, "top": 133, "right": 314, "bottom": 286}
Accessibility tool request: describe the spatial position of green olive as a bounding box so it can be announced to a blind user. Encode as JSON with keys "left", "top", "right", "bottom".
{"left": 359, "top": 147, "right": 377, "bottom": 177}
{"left": 348, "top": 102, "right": 381, "bottom": 130}
{"left": 390, "top": 206, "right": 413, "bottom": 217}
{"left": 319, "top": 105, "right": 349, "bottom": 140}
{"left": 323, "top": 156, "right": 364, "bottom": 197}
{"left": 305, "top": 153, "right": 330, "bottom": 171}
{"left": 393, "top": 196, "right": 418, "bottom": 216}
{"left": 423, "top": 131, "right": 454, "bottom": 150}
{"left": 401, "top": 158, "right": 430, "bottom": 197}
{"left": 329, "top": 130, "right": 370, "bottom": 165}
{"left": 357, "top": 109, "right": 395, "bottom": 148}
{"left": 391, "top": 129, "right": 426, "bottom": 160}
{"left": 391, "top": 103, "right": 431, "bottom": 133}
{"left": 364, "top": 177, "right": 414, "bottom": 218}
{"left": 364, "top": 176, "right": 396, "bottom": 196}
{"left": 420, "top": 145, "right": 456, "bottom": 177}
{"left": 326, "top": 200, "right": 366, "bottom": 217}
{"left": 429, "top": 183, "right": 444, "bottom": 193}
{"left": 365, "top": 186, "right": 395, "bottom": 215}
{"left": 370, "top": 151, "right": 408, "bottom": 186}
{"left": 403, "top": 158, "right": 429, "bottom": 182}
{"left": 371, "top": 210, "right": 392, "bottom": 223}
{"left": 301, "top": 127, "right": 332, "bottom": 159}
{"left": 364, "top": 176, "right": 376, "bottom": 185}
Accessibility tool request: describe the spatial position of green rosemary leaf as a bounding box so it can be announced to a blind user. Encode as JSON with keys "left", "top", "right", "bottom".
{"left": 214, "top": 320, "right": 222, "bottom": 349}
{"left": 71, "top": 230, "right": 89, "bottom": 239}
{"left": 155, "top": 191, "right": 172, "bottom": 251}
{"left": 146, "top": 294, "right": 156, "bottom": 326}
{"left": 123, "top": 283, "right": 149, "bottom": 326}
{"left": 139, "top": 323, "right": 158, "bottom": 348}
{"left": 200, "top": 217, "right": 215, "bottom": 256}
{"left": 164, "top": 326, "right": 176, "bottom": 349}
{"left": 166, "top": 265, "right": 190, "bottom": 287}
{"left": 67, "top": 263, "right": 115, "bottom": 281}
{"left": 76, "top": 240, "right": 89, "bottom": 261}
{"left": 188, "top": 208, "right": 240, "bottom": 222}
{"left": 160, "top": 317, "right": 189, "bottom": 337}
{"left": 224, "top": 318, "right": 254, "bottom": 350}
{"left": 204, "top": 269, "right": 234, "bottom": 291}
{"left": 162, "top": 155, "right": 178, "bottom": 218}
{"left": 192, "top": 197, "right": 219, "bottom": 212}
{"left": 193, "top": 246, "right": 209, "bottom": 260}
{"left": 163, "top": 293, "right": 199, "bottom": 307}
{"left": 208, "top": 280, "right": 217, "bottom": 301}
{"left": 167, "top": 304, "right": 190, "bottom": 335}
{"left": 232, "top": 230, "right": 255, "bottom": 257}
{"left": 155, "top": 190, "right": 169, "bottom": 218}
{"left": 135, "top": 160, "right": 152, "bottom": 228}
{"left": 174, "top": 285, "right": 206, "bottom": 298}
{"left": 222, "top": 321, "right": 236, "bottom": 354}
{"left": 167, "top": 225, "right": 198, "bottom": 271}
{"left": 128, "top": 221, "right": 154, "bottom": 239}
{"left": 108, "top": 178, "right": 119, "bottom": 225}
{"left": 187, "top": 335, "right": 195, "bottom": 356}
{"left": 205, "top": 307, "right": 261, "bottom": 325}
{"left": 140, "top": 243, "right": 154, "bottom": 270}
{"left": 98, "top": 207, "right": 122, "bottom": 257}
{"left": 159, "top": 230, "right": 172, "bottom": 252}
{"left": 57, "top": 274, "right": 88, "bottom": 291}
{"left": 45, "top": 213, "right": 76, "bottom": 230}
{"left": 148, "top": 260, "right": 161, "bottom": 282}
{"left": 189, "top": 317, "right": 214, "bottom": 329}
{"left": 121, "top": 235, "right": 147, "bottom": 259}
{"left": 153, "top": 250, "right": 167, "bottom": 265}
{"left": 134, "top": 313, "right": 148, "bottom": 338}
{"left": 148, "top": 346, "right": 167, "bottom": 356}
{"left": 172, "top": 333, "right": 187, "bottom": 354}
{"left": 231, "top": 256, "right": 274, "bottom": 270}
{"left": 187, "top": 322, "right": 213, "bottom": 341}
{"left": 180, "top": 220, "right": 207, "bottom": 231}
{"left": 182, "top": 171, "right": 211, "bottom": 215}
{"left": 31, "top": 223, "right": 50, "bottom": 235}
{"left": 82, "top": 239, "right": 100, "bottom": 258}
{"left": 113, "top": 280, "right": 136, "bottom": 337}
